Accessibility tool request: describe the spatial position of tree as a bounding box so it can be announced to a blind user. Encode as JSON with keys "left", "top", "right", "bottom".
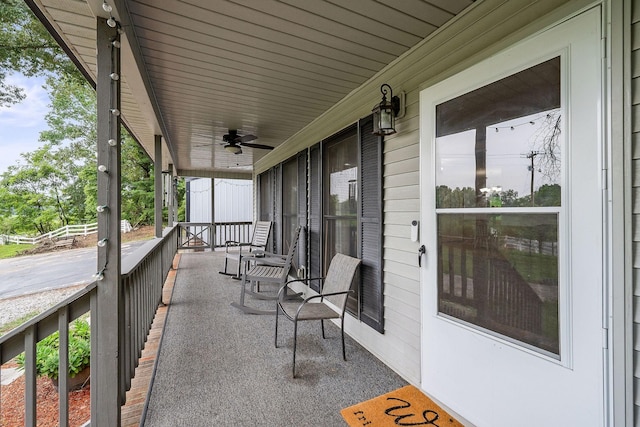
{"left": 0, "top": 0, "right": 176, "bottom": 235}
{"left": 121, "top": 137, "right": 155, "bottom": 227}
{"left": 0, "top": 0, "right": 80, "bottom": 106}
{"left": 0, "top": 71, "right": 160, "bottom": 234}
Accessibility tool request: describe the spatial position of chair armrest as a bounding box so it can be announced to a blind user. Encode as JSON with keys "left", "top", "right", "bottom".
{"left": 247, "top": 250, "right": 286, "bottom": 265}
{"left": 224, "top": 241, "right": 252, "bottom": 247}
{"left": 294, "top": 290, "right": 354, "bottom": 318}
{"left": 276, "top": 277, "right": 325, "bottom": 300}
{"left": 259, "top": 250, "right": 285, "bottom": 258}
{"left": 307, "top": 289, "right": 353, "bottom": 303}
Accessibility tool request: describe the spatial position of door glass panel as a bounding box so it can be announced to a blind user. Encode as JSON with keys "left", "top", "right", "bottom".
{"left": 435, "top": 57, "right": 561, "bottom": 356}
{"left": 436, "top": 57, "right": 562, "bottom": 209}
{"left": 438, "top": 213, "right": 559, "bottom": 355}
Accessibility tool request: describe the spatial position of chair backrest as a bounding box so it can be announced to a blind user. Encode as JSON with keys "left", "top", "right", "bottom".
{"left": 251, "top": 221, "right": 272, "bottom": 248}
{"left": 279, "top": 226, "right": 302, "bottom": 279}
{"left": 323, "top": 254, "right": 361, "bottom": 310}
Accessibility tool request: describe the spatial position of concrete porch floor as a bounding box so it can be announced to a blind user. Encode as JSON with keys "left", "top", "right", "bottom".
{"left": 129, "top": 250, "right": 407, "bottom": 426}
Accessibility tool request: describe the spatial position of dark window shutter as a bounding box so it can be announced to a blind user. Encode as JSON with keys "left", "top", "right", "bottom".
{"left": 273, "top": 164, "right": 282, "bottom": 254}
{"left": 358, "top": 116, "right": 384, "bottom": 333}
{"left": 308, "top": 143, "right": 322, "bottom": 292}
{"left": 258, "top": 170, "right": 275, "bottom": 252}
{"left": 297, "top": 150, "right": 308, "bottom": 270}
{"left": 258, "top": 171, "right": 271, "bottom": 222}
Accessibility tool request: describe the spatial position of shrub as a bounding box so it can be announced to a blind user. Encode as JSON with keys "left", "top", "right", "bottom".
{"left": 16, "top": 318, "right": 90, "bottom": 380}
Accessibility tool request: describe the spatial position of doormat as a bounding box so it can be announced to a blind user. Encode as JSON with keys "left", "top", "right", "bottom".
{"left": 341, "top": 385, "right": 464, "bottom": 427}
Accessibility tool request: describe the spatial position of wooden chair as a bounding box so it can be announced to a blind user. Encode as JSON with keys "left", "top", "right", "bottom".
{"left": 274, "top": 253, "right": 361, "bottom": 377}
{"left": 230, "top": 226, "right": 302, "bottom": 315}
{"left": 219, "top": 221, "right": 272, "bottom": 279}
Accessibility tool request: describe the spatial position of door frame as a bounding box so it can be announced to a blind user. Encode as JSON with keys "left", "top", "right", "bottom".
{"left": 418, "top": 6, "right": 611, "bottom": 426}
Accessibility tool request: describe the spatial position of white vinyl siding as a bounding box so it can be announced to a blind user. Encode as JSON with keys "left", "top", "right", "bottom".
{"left": 255, "top": 0, "right": 595, "bottom": 385}
{"left": 632, "top": 0, "right": 640, "bottom": 423}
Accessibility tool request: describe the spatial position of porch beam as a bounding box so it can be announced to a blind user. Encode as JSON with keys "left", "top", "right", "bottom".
{"left": 154, "top": 135, "right": 163, "bottom": 238}
{"left": 92, "top": 17, "right": 122, "bottom": 426}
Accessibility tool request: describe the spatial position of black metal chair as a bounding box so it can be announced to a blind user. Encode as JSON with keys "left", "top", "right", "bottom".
{"left": 274, "top": 253, "right": 361, "bottom": 377}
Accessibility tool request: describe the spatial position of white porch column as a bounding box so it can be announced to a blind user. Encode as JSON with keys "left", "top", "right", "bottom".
{"left": 92, "top": 16, "right": 122, "bottom": 426}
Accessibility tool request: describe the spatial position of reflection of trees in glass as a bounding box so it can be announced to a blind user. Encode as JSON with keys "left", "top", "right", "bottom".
{"left": 436, "top": 183, "right": 560, "bottom": 208}
{"left": 528, "top": 111, "right": 562, "bottom": 186}
{"left": 436, "top": 185, "right": 476, "bottom": 208}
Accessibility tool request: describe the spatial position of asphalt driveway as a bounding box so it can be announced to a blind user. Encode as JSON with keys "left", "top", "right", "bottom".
{"left": 0, "top": 241, "right": 148, "bottom": 299}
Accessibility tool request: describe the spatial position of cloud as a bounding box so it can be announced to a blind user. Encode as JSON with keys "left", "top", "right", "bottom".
{"left": 0, "top": 74, "right": 50, "bottom": 173}
{"left": 0, "top": 74, "right": 49, "bottom": 128}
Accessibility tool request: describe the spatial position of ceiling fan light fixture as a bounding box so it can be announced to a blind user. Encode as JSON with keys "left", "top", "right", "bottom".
{"left": 224, "top": 144, "right": 242, "bottom": 155}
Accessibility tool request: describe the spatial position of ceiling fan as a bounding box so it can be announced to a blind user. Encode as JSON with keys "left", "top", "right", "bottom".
{"left": 222, "top": 130, "right": 273, "bottom": 154}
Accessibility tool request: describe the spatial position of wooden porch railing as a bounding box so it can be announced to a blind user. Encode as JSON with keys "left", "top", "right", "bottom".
{"left": 0, "top": 225, "right": 179, "bottom": 426}
{"left": 177, "top": 221, "right": 253, "bottom": 250}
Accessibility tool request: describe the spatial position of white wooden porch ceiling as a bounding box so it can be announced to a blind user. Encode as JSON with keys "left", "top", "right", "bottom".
{"left": 31, "top": 0, "right": 475, "bottom": 176}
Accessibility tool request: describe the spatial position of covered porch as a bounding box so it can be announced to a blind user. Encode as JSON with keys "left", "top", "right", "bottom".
{"left": 3, "top": 0, "right": 474, "bottom": 424}
{"left": 2, "top": 0, "right": 633, "bottom": 425}
{"left": 134, "top": 250, "right": 407, "bottom": 426}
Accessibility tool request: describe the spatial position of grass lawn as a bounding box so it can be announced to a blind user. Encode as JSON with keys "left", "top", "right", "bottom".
{"left": 0, "top": 311, "right": 39, "bottom": 335}
{"left": 0, "top": 244, "right": 33, "bottom": 260}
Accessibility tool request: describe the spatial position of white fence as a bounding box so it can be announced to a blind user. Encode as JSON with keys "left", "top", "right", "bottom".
{"left": 0, "top": 220, "right": 133, "bottom": 245}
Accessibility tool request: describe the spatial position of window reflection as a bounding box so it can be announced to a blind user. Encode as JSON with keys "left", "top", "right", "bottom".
{"left": 438, "top": 213, "right": 559, "bottom": 355}
{"left": 323, "top": 131, "right": 358, "bottom": 284}
{"left": 434, "top": 57, "right": 561, "bottom": 355}
{"left": 436, "top": 57, "right": 562, "bottom": 209}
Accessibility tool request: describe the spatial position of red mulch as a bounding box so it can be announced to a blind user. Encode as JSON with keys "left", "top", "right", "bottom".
{"left": 1, "top": 374, "right": 90, "bottom": 427}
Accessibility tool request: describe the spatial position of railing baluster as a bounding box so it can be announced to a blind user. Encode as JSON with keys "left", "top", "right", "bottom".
{"left": 0, "top": 346, "right": 3, "bottom": 415}
{"left": 24, "top": 326, "right": 37, "bottom": 427}
{"left": 58, "top": 307, "right": 70, "bottom": 427}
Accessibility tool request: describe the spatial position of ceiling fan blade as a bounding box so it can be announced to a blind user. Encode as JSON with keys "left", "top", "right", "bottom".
{"left": 239, "top": 142, "right": 273, "bottom": 150}
{"left": 238, "top": 134, "right": 257, "bottom": 143}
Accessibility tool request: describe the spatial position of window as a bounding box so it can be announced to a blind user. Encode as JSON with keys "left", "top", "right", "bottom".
{"left": 312, "top": 117, "right": 384, "bottom": 332}
{"left": 323, "top": 129, "right": 358, "bottom": 268}
{"left": 281, "top": 152, "right": 307, "bottom": 270}
{"left": 259, "top": 116, "right": 384, "bottom": 332}
{"left": 435, "top": 57, "right": 561, "bottom": 355}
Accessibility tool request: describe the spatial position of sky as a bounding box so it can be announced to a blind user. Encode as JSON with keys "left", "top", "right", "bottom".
{"left": 0, "top": 73, "right": 50, "bottom": 174}
{"left": 435, "top": 110, "right": 561, "bottom": 198}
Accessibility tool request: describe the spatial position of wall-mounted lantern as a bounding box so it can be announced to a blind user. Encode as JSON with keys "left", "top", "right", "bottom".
{"left": 372, "top": 83, "right": 401, "bottom": 136}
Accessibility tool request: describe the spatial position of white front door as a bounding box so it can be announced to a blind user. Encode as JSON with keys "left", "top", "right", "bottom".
{"left": 419, "top": 8, "right": 605, "bottom": 427}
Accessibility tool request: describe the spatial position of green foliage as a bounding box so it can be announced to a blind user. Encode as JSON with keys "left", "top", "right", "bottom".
{"left": 0, "top": 69, "right": 166, "bottom": 234}
{"left": 16, "top": 318, "right": 91, "bottom": 380}
{"left": 0, "top": 0, "right": 182, "bottom": 235}
{"left": 121, "top": 136, "right": 155, "bottom": 227}
{"left": 0, "top": 0, "right": 80, "bottom": 106}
